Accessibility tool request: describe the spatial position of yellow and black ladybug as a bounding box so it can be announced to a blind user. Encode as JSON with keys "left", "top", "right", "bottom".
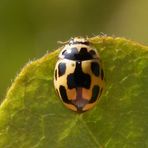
{"left": 54, "top": 37, "right": 104, "bottom": 112}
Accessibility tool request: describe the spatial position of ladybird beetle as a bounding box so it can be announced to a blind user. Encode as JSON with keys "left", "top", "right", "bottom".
{"left": 54, "top": 37, "right": 104, "bottom": 112}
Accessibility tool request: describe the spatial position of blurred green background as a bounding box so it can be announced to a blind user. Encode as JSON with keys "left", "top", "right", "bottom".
{"left": 0, "top": 0, "right": 148, "bottom": 100}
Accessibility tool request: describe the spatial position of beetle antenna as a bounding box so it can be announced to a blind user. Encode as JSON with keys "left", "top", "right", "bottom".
{"left": 57, "top": 40, "right": 69, "bottom": 44}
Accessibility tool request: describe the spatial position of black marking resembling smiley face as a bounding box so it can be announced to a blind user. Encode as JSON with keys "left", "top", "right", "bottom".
{"left": 54, "top": 37, "right": 104, "bottom": 112}
{"left": 67, "top": 61, "right": 91, "bottom": 89}
{"left": 62, "top": 47, "right": 96, "bottom": 61}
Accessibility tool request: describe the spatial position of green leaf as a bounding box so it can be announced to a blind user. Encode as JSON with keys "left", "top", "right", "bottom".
{"left": 0, "top": 36, "right": 147, "bottom": 148}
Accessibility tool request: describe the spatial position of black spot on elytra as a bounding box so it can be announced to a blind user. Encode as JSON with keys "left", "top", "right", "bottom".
{"left": 89, "top": 85, "right": 100, "bottom": 103}
{"left": 55, "top": 69, "right": 57, "bottom": 80}
{"left": 59, "top": 85, "right": 71, "bottom": 104}
{"left": 101, "top": 69, "right": 104, "bottom": 80}
{"left": 89, "top": 50, "right": 96, "bottom": 56}
{"left": 62, "top": 47, "right": 96, "bottom": 61}
{"left": 91, "top": 62, "right": 100, "bottom": 76}
{"left": 77, "top": 48, "right": 93, "bottom": 60}
{"left": 62, "top": 47, "right": 78, "bottom": 60}
{"left": 58, "top": 62, "right": 66, "bottom": 77}
{"left": 67, "top": 61, "right": 91, "bottom": 89}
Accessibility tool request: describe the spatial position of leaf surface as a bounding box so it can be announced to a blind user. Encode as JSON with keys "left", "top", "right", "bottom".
{"left": 0, "top": 36, "right": 148, "bottom": 148}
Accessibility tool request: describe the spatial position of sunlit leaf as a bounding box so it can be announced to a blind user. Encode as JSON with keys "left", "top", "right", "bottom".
{"left": 0, "top": 36, "right": 147, "bottom": 148}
